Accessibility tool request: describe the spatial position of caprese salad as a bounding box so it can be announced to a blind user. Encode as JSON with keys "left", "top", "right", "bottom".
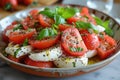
{"left": 2, "top": 6, "right": 117, "bottom": 68}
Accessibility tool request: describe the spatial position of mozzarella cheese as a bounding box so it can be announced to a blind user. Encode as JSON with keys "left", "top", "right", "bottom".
{"left": 54, "top": 55, "right": 88, "bottom": 68}
{"left": 5, "top": 43, "right": 32, "bottom": 58}
{"left": 86, "top": 50, "right": 97, "bottom": 58}
{"left": 29, "top": 46, "right": 62, "bottom": 61}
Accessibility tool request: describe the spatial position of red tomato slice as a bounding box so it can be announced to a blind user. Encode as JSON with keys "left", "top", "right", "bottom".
{"left": 7, "top": 55, "right": 27, "bottom": 62}
{"left": 61, "top": 28, "right": 88, "bottom": 56}
{"left": 97, "top": 34, "right": 116, "bottom": 59}
{"left": 38, "top": 14, "right": 54, "bottom": 28}
{"left": 67, "top": 17, "right": 80, "bottom": 24}
{"left": 25, "top": 57, "right": 54, "bottom": 68}
{"left": 7, "top": 55, "right": 20, "bottom": 62}
{"left": 2, "top": 24, "right": 15, "bottom": 43}
{"left": 8, "top": 29, "right": 36, "bottom": 44}
{"left": 29, "top": 34, "right": 60, "bottom": 49}
{"left": 29, "top": 9, "right": 39, "bottom": 16}
{"left": 58, "top": 24, "right": 73, "bottom": 31}
{"left": 80, "top": 7, "right": 96, "bottom": 25}
{"left": 80, "top": 29, "right": 100, "bottom": 50}
{"left": 23, "top": 0, "right": 33, "bottom": 5}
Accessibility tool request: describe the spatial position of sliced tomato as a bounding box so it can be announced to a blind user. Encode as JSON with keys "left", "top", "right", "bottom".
{"left": 38, "top": 14, "right": 54, "bottom": 28}
{"left": 97, "top": 34, "right": 116, "bottom": 59}
{"left": 25, "top": 57, "right": 54, "bottom": 68}
{"left": 8, "top": 29, "right": 36, "bottom": 44}
{"left": 29, "top": 9, "right": 39, "bottom": 16}
{"left": 2, "top": 24, "right": 15, "bottom": 43}
{"left": 0, "top": 0, "right": 18, "bottom": 10}
{"left": 29, "top": 34, "right": 60, "bottom": 49}
{"left": 80, "top": 7, "right": 96, "bottom": 25}
{"left": 58, "top": 24, "right": 73, "bottom": 31}
{"left": 23, "top": 0, "right": 33, "bottom": 5}
{"left": 67, "top": 17, "right": 80, "bottom": 24}
{"left": 61, "top": 28, "right": 88, "bottom": 56}
{"left": 7, "top": 55, "right": 20, "bottom": 62}
{"left": 80, "top": 29, "right": 100, "bottom": 50}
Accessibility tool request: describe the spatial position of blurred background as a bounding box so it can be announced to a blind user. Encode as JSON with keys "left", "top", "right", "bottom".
{"left": 0, "top": 0, "right": 120, "bottom": 19}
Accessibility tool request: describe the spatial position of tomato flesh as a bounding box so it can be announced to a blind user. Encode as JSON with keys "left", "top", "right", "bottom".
{"left": 97, "top": 34, "right": 116, "bottom": 59}
{"left": 29, "top": 35, "right": 60, "bottom": 49}
{"left": 80, "top": 29, "right": 100, "bottom": 50}
{"left": 61, "top": 28, "right": 88, "bottom": 56}
{"left": 9, "top": 29, "right": 36, "bottom": 44}
{"left": 58, "top": 24, "right": 73, "bottom": 31}
{"left": 38, "top": 14, "right": 54, "bottom": 28}
{"left": 25, "top": 57, "right": 54, "bottom": 68}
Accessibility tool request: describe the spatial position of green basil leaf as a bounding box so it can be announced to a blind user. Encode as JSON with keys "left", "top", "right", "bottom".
{"left": 13, "top": 24, "right": 23, "bottom": 31}
{"left": 54, "top": 14, "right": 66, "bottom": 25}
{"left": 75, "top": 21, "right": 98, "bottom": 33}
{"left": 37, "top": 28, "right": 57, "bottom": 40}
{"left": 14, "top": 48, "right": 21, "bottom": 57}
{"left": 39, "top": 9, "right": 54, "bottom": 18}
{"left": 55, "top": 7, "right": 79, "bottom": 19}
{"left": 37, "top": 28, "right": 49, "bottom": 40}
{"left": 69, "top": 47, "right": 83, "bottom": 52}
{"left": 102, "top": 20, "right": 113, "bottom": 36}
{"left": 22, "top": 39, "right": 28, "bottom": 46}
{"left": 94, "top": 16, "right": 113, "bottom": 36}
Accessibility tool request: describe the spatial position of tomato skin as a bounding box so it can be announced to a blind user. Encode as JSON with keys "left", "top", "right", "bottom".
{"left": 67, "top": 17, "right": 80, "bottom": 24}
{"left": 25, "top": 57, "right": 54, "bottom": 68}
{"left": 23, "top": 0, "right": 33, "bottom": 5}
{"left": 7, "top": 55, "right": 20, "bottom": 62}
{"left": 38, "top": 14, "right": 49, "bottom": 28}
{"left": 97, "top": 34, "right": 116, "bottom": 59}
{"left": 0, "top": 0, "right": 18, "bottom": 10}
{"left": 81, "top": 7, "right": 96, "bottom": 25}
{"left": 58, "top": 24, "right": 73, "bottom": 31}
{"left": 9, "top": 29, "right": 36, "bottom": 44}
{"left": 61, "top": 28, "right": 88, "bottom": 56}
{"left": 29, "top": 9, "right": 39, "bottom": 16}
{"left": 80, "top": 29, "right": 100, "bottom": 50}
{"left": 29, "top": 35, "right": 60, "bottom": 49}
{"left": 2, "top": 25, "right": 15, "bottom": 43}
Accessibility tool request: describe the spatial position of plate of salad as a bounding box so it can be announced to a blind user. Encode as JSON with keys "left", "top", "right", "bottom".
{"left": 0, "top": 5, "right": 120, "bottom": 77}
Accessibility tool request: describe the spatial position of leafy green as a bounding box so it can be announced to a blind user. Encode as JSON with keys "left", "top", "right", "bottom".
{"left": 37, "top": 28, "right": 57, "bottom": 40}
{"left": 69, "top": 47, "right": 83, "bottom": 52}
{"left": 22, "top": 39, "right": 28, "bottom": 46}
{"left": 94, "top": 16, "right": 113, "bottom": 36}
{"left": 13, "top": 24, "right": 23, "bottom": 31}
{"left": 55, "top": 7, "right": 79, "bottom": 19}
{"left": 40, "top": 8, "right": 54, "bottom": 18}
{"left": 14, "top": 48, "right": 21, "bottom": 57}
{"left": 75, "top": 21, "right": 99, "bottom": 33}
{"left": 39, "top": 6, "right": 79, "bottom": 25}
{"left": 54, "top": 14, "right": 66, "bottom": 25}
{"left": 4, "top": 3, "right": 12, "bottom": 10}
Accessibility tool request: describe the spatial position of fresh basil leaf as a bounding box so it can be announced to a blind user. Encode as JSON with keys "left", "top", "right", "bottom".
{"left": 94, "top": 16, "right": 113, "bottom": 36}
{"left": 22, "top": 39, "right": 28, "bottom": 46}
{"left": 94, "top": 16, "right": 103, "bottom": 25}
{"left": 75, "top": 21, "right": 98, "bottom": 33}
{"left": 13, "top": 24, "right": 23, "bottom": 31}
{"left": 39, "top": 9, "right": 54, "bottom": 18}
{"left": 55, "top": 7, "right": 79, "bottom": 19}
{"left": 37, "top": 28, "right": 49, "bottom": 40}
{"left": 69, "top": 47, "right": 83, "bottom": 52}
{"left": 102, "top": 20, "right": 113, "bottom": 36}
{"left": 54, "top": 14, "right": 66, "bottom": 25}
{"left": 14, "top": 48, "right": 21, "bottom": 57}
{"left": 37, "top": 28, "right": 57, "bottom": 40}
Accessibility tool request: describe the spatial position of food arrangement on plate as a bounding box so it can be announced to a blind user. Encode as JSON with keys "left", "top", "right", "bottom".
{"left": 1, "top": 6, "right": 117, "bottom": 68}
